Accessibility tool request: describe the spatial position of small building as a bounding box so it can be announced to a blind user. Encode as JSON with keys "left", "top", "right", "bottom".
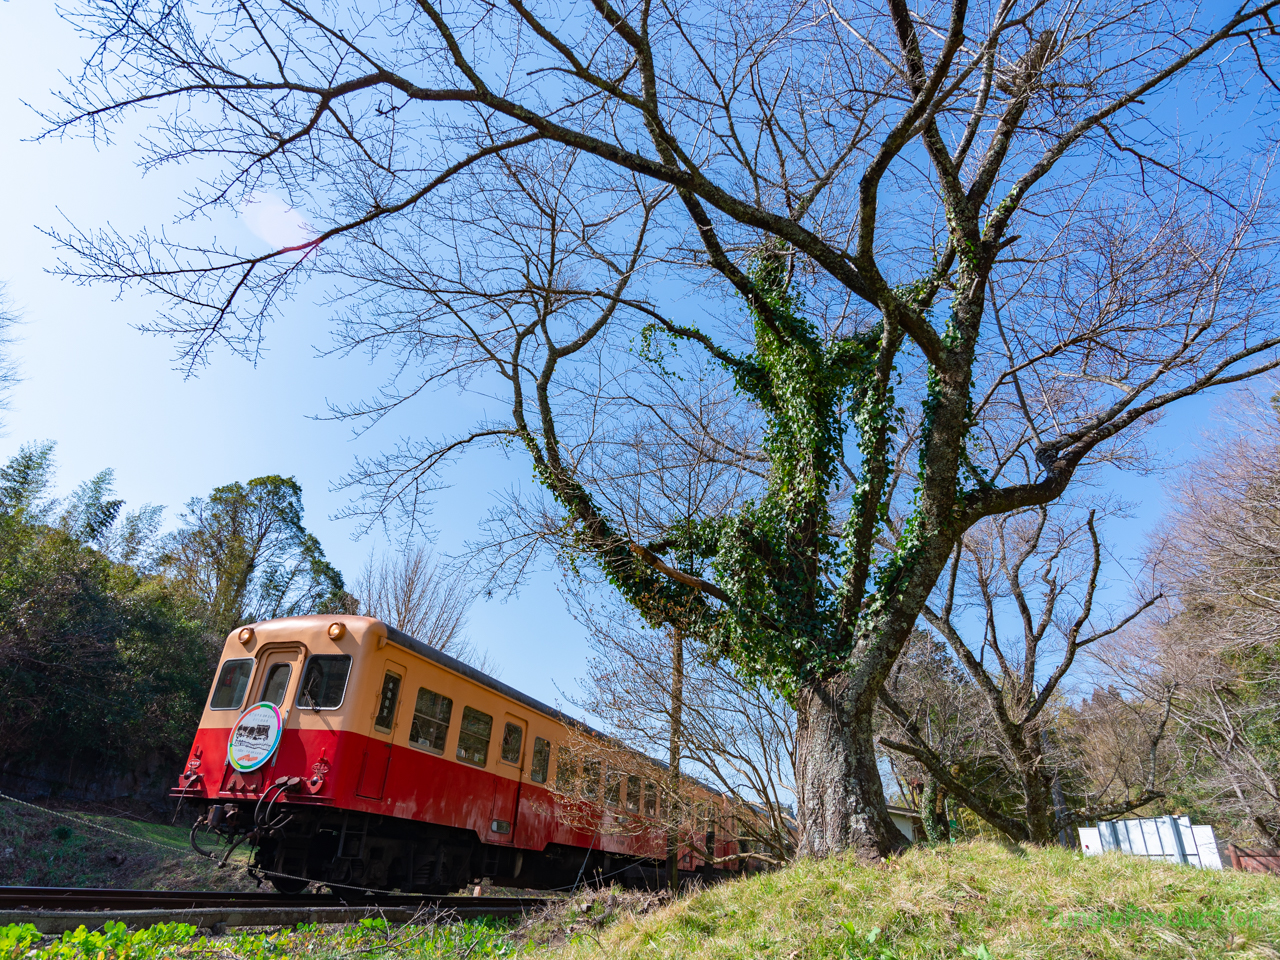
{"left": 1078, "top": 815, "right": 1222, "bottom": 869}
{"left": 888, "top": 804, "right": 924, "bottom": 843}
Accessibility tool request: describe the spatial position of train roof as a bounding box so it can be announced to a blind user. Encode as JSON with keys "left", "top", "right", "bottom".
{"left": 382, "top": 624, "right": 615, "bottom": 745}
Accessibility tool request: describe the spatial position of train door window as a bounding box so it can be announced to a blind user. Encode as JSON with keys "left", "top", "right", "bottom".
{"left": 457, "top": 707, "right": 492, "bottom": 767}
{"left": 530, "top": 737, "right": 551, "bottom": 783}
{"left": 555, "top": 747, "right": 576, "bottom": 793}
{"left": 581, "top": 759, "right": 601, "bottom": 800}
{"left": 209, "top": 658, "right": 253, "bottom": 710}
{"left": 500, "top": 722, "right": 523, "bottom": 765}
{"left": 643, "top": 781, "right": 657, "bottom": 817}
{"left": 626, "top": 775, "right": 641, "bottom": 814}
{"left": 604, "top": 766, "right": 622, "bottom": 807}
{"left": 296, "top": 655, "right": 351, "bottom": 709}
{"left": 260, "top": 663, "right": 291, "bottom": 706}
{"left": 373, "top": 671, "right": 402, "bottom": 733}
{"left": 409, "top": 688, "right": 453, "bottom": 754}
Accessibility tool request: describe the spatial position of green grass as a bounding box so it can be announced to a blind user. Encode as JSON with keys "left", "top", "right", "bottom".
{"left": 3, "top": 815, "right": 1277, "bottom": 960}
{"left": 534, "top": 841, "right": 1280, "bottom": 959}
{"left": 1, "top": 917, "right": 517, "bottom": 960}
{"left": 0, "top": 797, "right": 256, "bottom": 890}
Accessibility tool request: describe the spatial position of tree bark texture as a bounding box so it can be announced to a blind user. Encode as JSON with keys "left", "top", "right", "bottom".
{"left": 795, "top": 676, "right": 909, "bottom": 859}
{"left": 1017, "top": 736, "right": 1061, "bottom": 846}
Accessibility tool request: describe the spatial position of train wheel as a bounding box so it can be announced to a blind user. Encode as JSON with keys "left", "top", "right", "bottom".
{"left": 269, "top": 874, "right": 310, "bottom": 894}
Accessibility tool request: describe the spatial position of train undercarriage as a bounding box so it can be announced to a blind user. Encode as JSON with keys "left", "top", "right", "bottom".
{"left": 188, "top": 798, "right": 710, "bottom": 894}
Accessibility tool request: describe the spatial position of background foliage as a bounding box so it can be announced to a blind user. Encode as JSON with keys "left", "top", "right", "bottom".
{"left": 0, "top": 442, "right": 348, "bottom": 785}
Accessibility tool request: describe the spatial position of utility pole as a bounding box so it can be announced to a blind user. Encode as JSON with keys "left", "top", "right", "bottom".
{"left": 665, "top": 624, "right": 684, "bottom": 890}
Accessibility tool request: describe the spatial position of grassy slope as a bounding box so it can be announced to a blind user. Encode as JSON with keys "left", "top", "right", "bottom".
{"left": 0, "top": 798, "right": 257, "bottom": 890}
{"left": 542, "top": 841, "right": 1280, "bottom": 960}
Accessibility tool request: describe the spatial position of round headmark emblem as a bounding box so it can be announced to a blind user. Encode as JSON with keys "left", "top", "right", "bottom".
{"left": 227, "top": 702, "right": 284, "bottom": 772}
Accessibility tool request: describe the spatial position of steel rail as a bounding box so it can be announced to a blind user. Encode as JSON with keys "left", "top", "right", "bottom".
{"left": 0, "top": 887, "right": 552, "bottom": 933}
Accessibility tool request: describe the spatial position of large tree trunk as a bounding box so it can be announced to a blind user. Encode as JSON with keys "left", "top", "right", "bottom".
{"left": 795, "top": 676, "right": 909, "bottom": 859}
{"left": 1020, "top": 770, "right": 1061, "bottom": 846}
{"left": 1016, "top": 729, "right": 1061, "bottom": 846}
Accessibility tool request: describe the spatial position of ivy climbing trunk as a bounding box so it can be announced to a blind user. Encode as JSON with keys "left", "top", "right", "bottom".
{"left": 795, "top": 675, "right": 909, "bottom": 859}
{"left": 921, "top": 776, "right": 949, "bottom": 842}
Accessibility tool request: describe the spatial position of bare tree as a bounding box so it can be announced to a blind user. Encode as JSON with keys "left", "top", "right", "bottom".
{"left": 879, "top": 505, "right": 1170, "bottom": 844}
{"left": 876, "top": 630, "right": 975, "bottom": 841}
{"left": 547, "top": 709, "right": 791, "bottom": 875}
{"left": 354, "top": 543, "right": 496, "bottom": 671}
{"left": 1100, "top": 619, "right": 1280, "bottom": 844}
{"left": 43, "top": 0, "right": 1280, "bottom": 858}
{"left": 0, "top": 284, "right": 23, "bottom": 431}
{"left": 1067, "top": 684, "right": 1179, "bottom": 830}
{"left": 1098, "top": 396, "right": 1280, "bottom": 844}
{"left": 564, "top": 591, "right": 797, "bottom": 866}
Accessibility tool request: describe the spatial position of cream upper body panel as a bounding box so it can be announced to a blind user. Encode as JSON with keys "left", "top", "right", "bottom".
{"left": 198, "top": 615, "right": 387, "bottom": 731}
{"left": 388, "top": 648, "right": 564, "bottom": 780}
{"left": 197, "top": 614, "right": 694, "bottom": 801}
{"left": 197, "top": 615, "right": 570, "bottom": 779}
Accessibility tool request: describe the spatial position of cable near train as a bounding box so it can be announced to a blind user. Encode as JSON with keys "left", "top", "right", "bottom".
{"left": 173, "top": 615, "right": 762, "bottom": 893}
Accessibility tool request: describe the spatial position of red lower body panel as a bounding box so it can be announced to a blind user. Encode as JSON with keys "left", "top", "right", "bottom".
{"left": 177, "top": 726, "right": 670, "bottom": 861}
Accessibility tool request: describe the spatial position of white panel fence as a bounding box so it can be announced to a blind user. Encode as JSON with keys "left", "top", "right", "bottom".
{"left": 1077, "top": 815, "right": 1222, "bottom": 870}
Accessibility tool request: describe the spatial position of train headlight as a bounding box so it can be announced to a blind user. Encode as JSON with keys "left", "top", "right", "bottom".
{"left": 238, "top": 627, "right": 255, "bottom": 644}
{"left": 328, "top": 622, "right": 346, "bottom": 640}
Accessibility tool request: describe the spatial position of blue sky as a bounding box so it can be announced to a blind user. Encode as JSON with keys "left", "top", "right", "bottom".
{"left": 0, "top": 1, "right": 1240, "bottom": 719}
{"left": 0, "top": 1, "right": 588, "bottom": 707}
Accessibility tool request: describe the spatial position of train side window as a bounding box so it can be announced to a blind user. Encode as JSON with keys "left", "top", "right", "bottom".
{"left": 625, "top": 775, "right": 641, "bottom": 814}
{"left": 457, "top": 707, "right": 493, "bottom": 767}
{"left": 604, "top": 766, "right": 622, "bottom": 807}
{"left": 260, "top": 663, "right": 292, "bottom": 706}
{"left": 530, "top": 737, "right": 551, "bottom": 784}
{"left": 296, "top": 655, "right": 352, "bottom": 710}
{"left": 373, "top": 671, "right": 402, "bottom": 733}
{"left": 500, "top": 722, "right": 523, "bottom": 765}
{"left": 643, "top": 781, "right": 657, "bottom": 817}
{"left": 555, "top": 747, "right": 576, "bottom": 793}
{"left": 409, "top": 687, "right": 453, "bottom": 754}
{"left": 581, "top": 759, "right": 601, "bottom": 800}
{"left": 209, "top": 658, "right": 253, "bottom": 710}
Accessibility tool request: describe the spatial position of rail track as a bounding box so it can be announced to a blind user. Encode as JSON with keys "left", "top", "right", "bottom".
{"left": 0, "top": 886, "right": 552, "bottom": 934}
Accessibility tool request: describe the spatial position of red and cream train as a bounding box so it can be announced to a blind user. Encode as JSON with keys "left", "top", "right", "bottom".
{"left": 173, "top": 614, "right": 748, "bottom": 892}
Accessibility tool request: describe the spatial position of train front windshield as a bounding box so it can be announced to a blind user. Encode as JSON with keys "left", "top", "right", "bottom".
{"left": 297, "top": 655, "right": 351, "bottom": 709}
{"left": 210, "top": 658, "right": 253, "bottom": 710}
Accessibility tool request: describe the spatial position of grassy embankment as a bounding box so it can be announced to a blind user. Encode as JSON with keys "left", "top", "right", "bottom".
{"left": 0, "top": 798, "right": 256, "bottom": 890}
{"left": 536, "top": 840, "right": 1280, "bottom": 960}
{"left": 2, "top": 816, "right": 1278, "bottom": 959}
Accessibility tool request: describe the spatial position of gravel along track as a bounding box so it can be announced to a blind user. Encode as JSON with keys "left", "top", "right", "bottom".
{"left": 0, "top": 887, "right": 549, "bottom": 934}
